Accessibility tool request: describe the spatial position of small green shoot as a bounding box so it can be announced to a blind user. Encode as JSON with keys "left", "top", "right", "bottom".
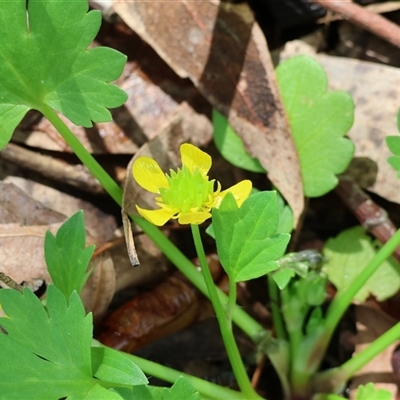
{"left": 0, "top": 0, "right": 128, "bottom": 150}
{"left": 212, "top": 191, "right": 290, "bottom": 282}
{"left": 323, "top": 226, "right": 400, "bottom": 301}
{"left": 45, "top": 210, "right": 94, "bottom": 299}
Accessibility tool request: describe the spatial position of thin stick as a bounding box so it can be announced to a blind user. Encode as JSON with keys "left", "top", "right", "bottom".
{"left": 335, "top": 174, "right": 400, "bottom": 262}
{"left": 122, "top": 209, "right": 140, "bottom": 267}
{"left": 310, "top": 0, "right": 400, "bottom": 48}
{"left": 0, "top": 272, "right": 23, "bottom": 293}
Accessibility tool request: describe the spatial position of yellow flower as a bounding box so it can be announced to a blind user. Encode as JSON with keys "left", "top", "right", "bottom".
{"left": 132, "top": 143, "right": 252, "bottom": 226}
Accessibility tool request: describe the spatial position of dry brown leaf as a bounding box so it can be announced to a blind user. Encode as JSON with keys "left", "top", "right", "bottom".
{"left": 280, "top": 40, "right": 400, "bottom": 205}
{"left": 114, "top": 0, "right": 304, "bottom": 225}
{"left": 349, "top": 304, "right": 398, "bottom": 399}
{"left": 81, "top": 253, "right": 115, "bottom": 323}
{"left": 5, "top": 176, "right": 117, "bottom": 243}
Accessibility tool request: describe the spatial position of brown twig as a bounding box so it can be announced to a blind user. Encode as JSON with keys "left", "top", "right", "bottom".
{"left": 335, "top": 174, "right": 400, "bottom": 262}
{"left": 0, "top": 272, "right": 23, "bottom": 293}
{"left": 310, "top": 0, "right": 400, "bottom": 48}
{"left": 0, "top": 143, "right": 104, "bottom": 195}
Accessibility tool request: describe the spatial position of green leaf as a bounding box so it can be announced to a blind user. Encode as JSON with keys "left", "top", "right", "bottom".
{"left": 113, "top": 377, "right": 199, "bottom": 400}
{"left": 276, "top": 55, "right": 355, "bottom": 197}
{"left": 91, "top": 346, "right": 147, "bottom": 386}
{"left": 206, "top": 189, "right": 293, "bottom": 240}
{"left": 323, "top": 226, "right": 400, "bottom": 301}
{"left": 276, "top": 191, "right": 294, "bottom": 234}
{"left": 212, "top": 191, "right": 290, "bottom": 282}
{"left": 272, "top": 268, "right": 296, "bottom": 290}
{"left": 212, "top": 109, "right": 265, "bottom": 173}
{"left": 45, "top": 210, "right": 94, "bottom": 298}
{"left": 0, "top": 285, "right": 118, "bottom": 399}
{"left": 305, "top": 306, "right": 323, "bottom": 336}
{"left": 386, "top": 110, "right": 400, "bottom": 177}
{"left": 0, "top": 0, "right": 128, "bottom": 150}
{"left": 161, "top": 376, "right": 200, "bottom": 400}
{"left": 355, "top": 383, "right": 392, "bottom": 400}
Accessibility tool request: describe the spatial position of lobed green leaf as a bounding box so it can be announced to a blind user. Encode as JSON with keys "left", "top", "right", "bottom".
{"left": 212, "top": 191, "right": 290, "bottom": 282}
{"left": 276, "top": 55, "right": 355, "bottom": 197}
{"left": 355, "top": 383, "right": 391, "bottom": 400}
{"left": 323, "top": 227, "right": 400, "bottom": 301}
{"left": 0, "top": 0, "right": 128, "bottom": 150}
{"left": 0, "top": 286, "right": 96, "bottom": 399}
{"left": 45, "top": 210, "right": 94, "bottom": 299}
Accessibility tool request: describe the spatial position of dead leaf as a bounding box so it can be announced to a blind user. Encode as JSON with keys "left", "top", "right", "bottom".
{"left": 280, "top": 40, "right": 400, "bottom": 206}
{"left": 349, "top": 304, "right": 398, "bottom": 399}
{"left": 81, "top": 253, "right": 115, "bottom": 323}
{"left": 114, "top": 0, "right": 304, "bottom": 225}
{"left": 5, "top": 176, "right": 117, "bottom": 243}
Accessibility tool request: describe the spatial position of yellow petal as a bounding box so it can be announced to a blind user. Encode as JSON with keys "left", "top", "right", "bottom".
{"left": 178, "top": 211, "right": 211, "bottom": 225}
{"left": 180, "top": 143, "right": 211, "bottom": 176}
{"left": 214, "top": 180, "right": 252, "bottom": 208}
{"left": 132, "top": 157, "right": 169, "bottom": 193}
{"left": 136, "top": 205, "right": 174, "bottom": 226}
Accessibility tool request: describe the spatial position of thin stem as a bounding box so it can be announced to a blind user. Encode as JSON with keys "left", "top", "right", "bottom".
{"left": 267, "top": 275, "right": 287, "bottom": 341}
{"left": 310, "top": 227, "right": 400, "bottom": 372}
{"left": 93, "top": 340, "right": 246, "bottom": 400}
{"left": 42, "top": 105, "right": 265, "bottom": 343}
{"left": 314, "top": 321, "right": 400, "bottom": 394}
{"left": 134, "top": 216, "right": 264, "bottom": 342}
{"left": 131, "top": 355, "right": 248, "bottom": 400}
{"left": 190, "top": 224, "right": 263, "bottom": 400}
{"left": 226, "top": 277, "right": 237, "bottom": 324}
{"left": 42, "top": 105, "right": 123, "bottom": 205}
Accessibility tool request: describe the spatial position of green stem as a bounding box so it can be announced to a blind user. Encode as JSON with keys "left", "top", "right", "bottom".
{"left": 191, "top": 224, "right": 263, "bottom": 400}
{"left": 134, "top": 217, "right": 263, "bottom": 343}
{"left": 313, "top": 321, "right": 400, "bottom": 394}
{"left": 93, "top": 341, "right": 246, "bottom": 400}
{"left": 267, "top": 275, "right": 287, "bottom": 341}
{"left": 42, "top": 105, "right": 264, "bottom": 343}
{"left": 42, "top": 105, "right": 123, "bottom": 205}
{"left": 308, "top": 227, "right": 400, "bottom": 373}
{"left": 280, "top": 287, "right": 307, "bottom": 396}
{"left": 226, "top": 277, "right": 237, "bottom": 324}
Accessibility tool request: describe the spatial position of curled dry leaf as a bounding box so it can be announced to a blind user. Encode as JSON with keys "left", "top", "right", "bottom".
{"left": 114, "top": 0, "right": 304, "bottom": 225}
{"left": 98, "top": 254, "right": 223, "bottom": 353}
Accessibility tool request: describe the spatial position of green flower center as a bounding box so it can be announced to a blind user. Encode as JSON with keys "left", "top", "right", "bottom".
{"left": 159, "top": 166, "right": 216, "bottom": 214}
